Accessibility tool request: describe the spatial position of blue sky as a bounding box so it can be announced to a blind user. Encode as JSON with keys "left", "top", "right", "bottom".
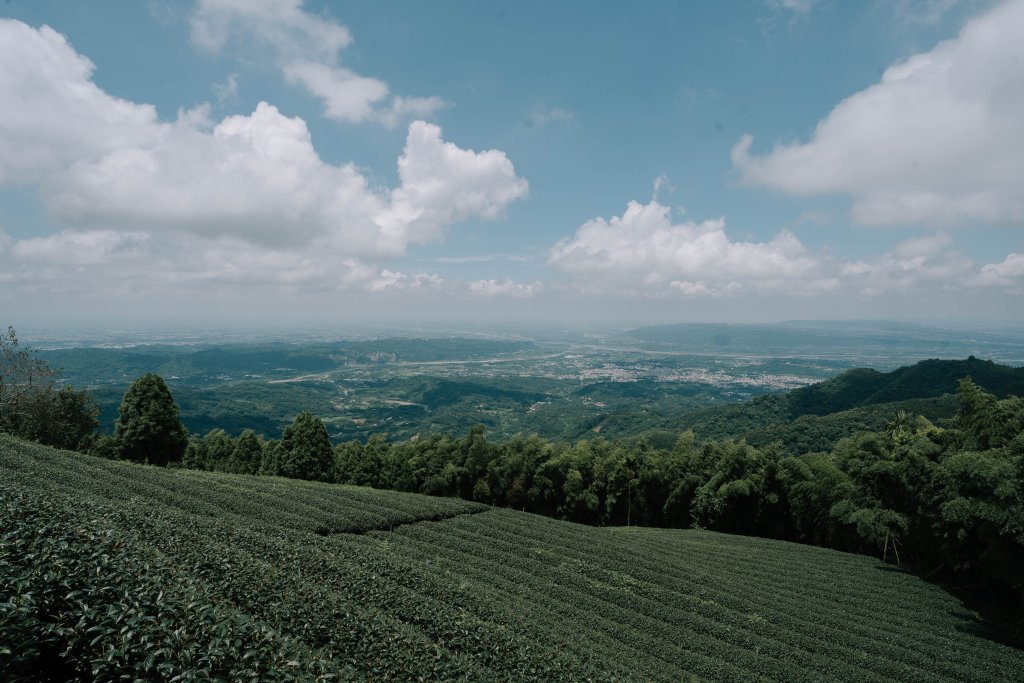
{"left": 1, "top": 0, "right": 1023, "bottom": 327}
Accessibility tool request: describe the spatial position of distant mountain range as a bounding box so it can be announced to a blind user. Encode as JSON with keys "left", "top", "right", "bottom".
{"left": 625, "top": 320, "right": 1024, "bottom": 366}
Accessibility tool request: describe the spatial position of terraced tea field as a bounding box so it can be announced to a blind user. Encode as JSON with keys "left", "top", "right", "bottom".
{"left": 2, "top": 434, "right": 1022, "bottom": 681}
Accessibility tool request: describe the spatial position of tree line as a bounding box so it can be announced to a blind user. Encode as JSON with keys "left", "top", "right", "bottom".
{"left": 0, "top": 327, "right": 99, "bottom": 452}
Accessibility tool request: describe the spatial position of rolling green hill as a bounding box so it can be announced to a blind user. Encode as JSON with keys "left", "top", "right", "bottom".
{"left": 3, "top": 435, "right": 1022, "bottom": 681}
{"left": 674, "top": 357, "right": 1024, "bottom": 447}
{"left": 784, "top": 357, "right": 1024, "bottom": 414}
{"left": 739, "top": 395, "right": 959, "bottom": 454}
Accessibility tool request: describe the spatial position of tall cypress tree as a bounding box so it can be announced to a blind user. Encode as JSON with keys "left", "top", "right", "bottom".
{"left": 114, "top": 373, "right": 188, "bottom": 466}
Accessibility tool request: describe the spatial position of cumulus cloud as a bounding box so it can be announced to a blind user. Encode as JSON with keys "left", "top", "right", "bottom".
{"left": 190, "top": 0, "right": 447, "bottom": 127}
{"left": 0, "top": 224, "right": 537, "bottom": 302}
{"left": 732, "top": 0, "right": 1024, "bottom": 226}
{"left": 0, "top": 21, "right": 526, "bottom": 262}
{"left": 12, "top": 230, "right": 150, "bottom": 266}
{"left": 1, "top": 225, "right": 451, "bottom": 298}
{"left": 548, "top": 199, "right": 829, "bottom": 295}
{"left": 190, "top": 0, "right": 351, "bottom": 61}
{"left": 547, "top": 196, "right": 1024, "bottom": 298}
{"left": 840, "top": 234, "right": 974, "bottom": 295}
{"left": 45, "top": 102, "right": 394, "bottom": 252}
{"left": 971, "top": 253, "right": 1024, "bottom": 287}
{"left": 0, "top": 20, "right": 160, "bottom": 183}
{"left": 0, "top": 18, "right": 527, "bottom": 305}
{"left": 282, "top": 61, "right": 389, "bottom": 124}
{"left": 383, "top": 122, "right": 530, "bottom": 246}
{"left": 889, "top": 233, "right": 953, "bottom": 258}
{"left": 48, "top": 108, "right": 524, "bottom": 257}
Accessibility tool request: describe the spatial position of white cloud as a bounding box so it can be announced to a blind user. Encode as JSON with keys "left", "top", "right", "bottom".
{"left": 1, "top": 226, "right": 453, "bottom": 297}
{"left": 376, "top": 96, "right": 450, "bottom": 129}
{"left": 213, "top": 72, "right": 238, "bottom": 104}
{"left": 546, "top": 195, "right": 1024, "bottom": 298}
{"left": 190, "top": 0, "right": 447, "bottom": 127}
{"left": 44, "top": 102, "right": 393, "bottom": 252}
{"left": 282, "top": 61, "right": 389, "bottom": 124}
{"left": 43, "top": 107, "right": 525, "bottom": 258}
{"left": 971, "top": 253, "right": 1024, "bottom": 287}
{"left": 670, "top": 280, "right": 716, "bottom": 296}
{"left": 383, "top": 122, "right": 529, "bottom": 246}
{"left": 12, "top": 230, "right": 150, "bottom": 266}
{"left": 733, "top": 0, "right": 1024, "bottom": 227}
{"left": 651, "top": 174, "right": 677, "bottom": 204}
{"left": 0, "top": 20, "right": 160, "bottom": 184}
{"left": 766, "top": 0, "right": 819, "bottom": 15}
{"left": 548, "top": 199, "right": 828, "bottom": 295}
{"left": 190, "top": 0, "right": 351, "bottom": 61}
{"left": 889, "top": 232, "right": 953, "bottom": 258}
{"left": 0, "top": 20, "right": 525, "bottom": 259}
{"left": 365, "top": 269, "right": 446, "bottom": 293}
{"left": 892, "top": 0, "right": 961, "bottom": 26}
{"left": 524, "top": 105, "right": 575, "bottom": 128}
{"left": 468, "top": 278, "right": 541, "bottom": 298}
{"left": 0, "top": 19, "right": 527, "bottom": 299}
{"left": 840, "top": 235, "right": 974, "bottom": 295}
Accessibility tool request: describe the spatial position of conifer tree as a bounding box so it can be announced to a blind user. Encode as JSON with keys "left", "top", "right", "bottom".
{"left": 279, "top": 412, "right": 333, "bottom": 481}
{"left": 114, "top": 373, "right": 187, "bottom": 466}
{"left": 229, "top": 429, "right": 263, "bottom": 474}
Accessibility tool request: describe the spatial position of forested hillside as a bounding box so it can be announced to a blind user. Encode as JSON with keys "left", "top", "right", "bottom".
{"left": 3, "top": 436, "right": 1023, "bottom": 681}
{"left": 671, "top": 357, "right": 1024, "bottom": 448}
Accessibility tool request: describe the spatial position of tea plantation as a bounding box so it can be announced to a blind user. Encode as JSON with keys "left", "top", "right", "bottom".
{"left": 2, "top": 434, "right": 1022, "bottom": 681}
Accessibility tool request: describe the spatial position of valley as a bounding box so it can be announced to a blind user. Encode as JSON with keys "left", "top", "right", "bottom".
{"left": 37, "top": 321, "right": 1024, "bottom": 445}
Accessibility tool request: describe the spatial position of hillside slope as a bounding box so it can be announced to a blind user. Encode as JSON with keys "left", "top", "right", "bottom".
{"left": 676, "top": 357, "right": 1024, "bottom": 445}
{"left": 3, "top": 436, "right": 1022, "bottom": 681}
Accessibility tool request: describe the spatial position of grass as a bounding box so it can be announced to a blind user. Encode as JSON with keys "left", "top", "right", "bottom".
{"left": 2, "top": 434, "right": 1022, "bottom": 681}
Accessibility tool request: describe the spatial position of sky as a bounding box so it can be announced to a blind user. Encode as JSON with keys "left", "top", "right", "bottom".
{"left": 1, "top": 0, "right": 1023, "bottom": 329}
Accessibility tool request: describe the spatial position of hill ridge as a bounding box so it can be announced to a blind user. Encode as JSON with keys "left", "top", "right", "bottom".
{"left": 673, "top": 357, "right": 1024, "bottom": 447}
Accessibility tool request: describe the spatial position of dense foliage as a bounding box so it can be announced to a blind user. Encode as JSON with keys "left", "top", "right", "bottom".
{"left": 278, "top": 412, "right": 335, "bottom": 481}
{"left": 114, "top": 373, "right": 188, "bottom": 466}
{"left": 3, "top": 435, "right": 1022, "bottom": 681}
{"left": 0, "top": 326, "right": 99, "bottom": 451}
{"left": 675, "top": 356, "right": 1024, "bottom": 445}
